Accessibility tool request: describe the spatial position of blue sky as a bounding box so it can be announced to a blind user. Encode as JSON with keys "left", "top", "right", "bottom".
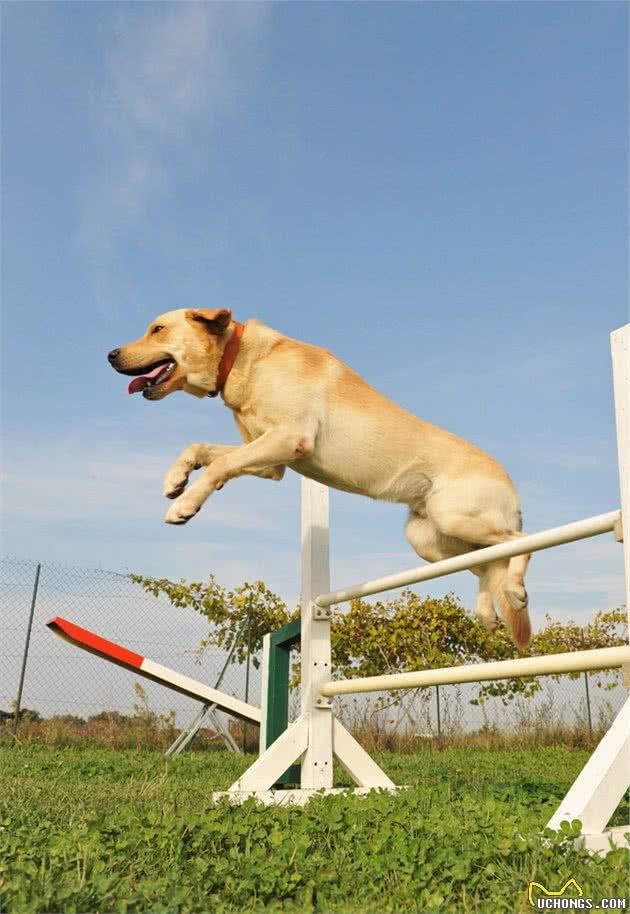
{"left": 1, "top": 2, "right": 628, "bottom": 631}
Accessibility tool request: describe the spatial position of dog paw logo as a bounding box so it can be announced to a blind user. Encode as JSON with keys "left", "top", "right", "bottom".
{"left": 528, "top": 878, "right": 583, "bottom": 908}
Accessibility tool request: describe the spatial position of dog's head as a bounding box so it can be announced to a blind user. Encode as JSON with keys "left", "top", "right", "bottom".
{"left": 107, "top": 308, "right": 233, "bottom": 400}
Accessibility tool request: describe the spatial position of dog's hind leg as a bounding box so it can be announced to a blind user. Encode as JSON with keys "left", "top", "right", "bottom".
{"left": 163, "top": 443, "right": 285, "bottom": 499}
{"left": 505, "top": 552, "right": 531, "bottom": 612}
{"left": 434, "top": 515, "right": 531, "bottom": 649}
{"left": 425, "top": 481, "right": 532, "bottom": 648}
{"left": 479, "top": 560, "right": 532, "bottom": 649}
{"left": 404, "top": 511, "right": 467, "bottom": 561}
{"left": 405, "top": 512, "right": 496, "bottom": 627}
{"left": 472, "top": 566, "right": 498, "bottom": 631}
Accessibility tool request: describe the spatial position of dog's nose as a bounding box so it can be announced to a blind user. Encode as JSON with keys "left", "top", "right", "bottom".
{"left": 108, "top": 348, "right": 120, "bottom": 365}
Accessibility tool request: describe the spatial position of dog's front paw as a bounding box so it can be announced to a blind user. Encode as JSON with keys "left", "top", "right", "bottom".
{"left": 163, "top": 462, "right": 192, "bottom": 499}
{"left": 164, "top": 497, "right": 201, "bottom": 525}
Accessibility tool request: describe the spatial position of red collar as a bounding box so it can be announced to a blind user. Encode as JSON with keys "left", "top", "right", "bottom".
{"left": 209, "top": 321, "right": 245, "bottom": 398}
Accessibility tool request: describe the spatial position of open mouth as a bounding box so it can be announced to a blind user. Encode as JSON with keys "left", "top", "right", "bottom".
{"left": 125, "top": 359, "right": 177, "bottom": 397}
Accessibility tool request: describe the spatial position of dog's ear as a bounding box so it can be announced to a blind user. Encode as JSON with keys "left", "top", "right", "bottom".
{"left": 186, "top": 308, "right": 232, "bottom": 335}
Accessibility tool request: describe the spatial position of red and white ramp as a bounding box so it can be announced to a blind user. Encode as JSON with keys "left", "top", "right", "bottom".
{"left": 46, "top": 616, "right": 260, "bottom": 724}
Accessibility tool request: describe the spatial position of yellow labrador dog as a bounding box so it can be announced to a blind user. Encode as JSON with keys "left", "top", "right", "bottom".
{"left": 108, "top": 308, "right": 531, "bottom": 648}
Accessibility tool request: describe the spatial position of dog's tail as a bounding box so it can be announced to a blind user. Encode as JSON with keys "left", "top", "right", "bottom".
{"left": 486, "top": 560, "right": 532, "bottom": 650}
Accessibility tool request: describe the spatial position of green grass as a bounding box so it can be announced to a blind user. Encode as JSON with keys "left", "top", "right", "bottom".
{"left": 1, "top": 744, "right": 628, "bottom": 913}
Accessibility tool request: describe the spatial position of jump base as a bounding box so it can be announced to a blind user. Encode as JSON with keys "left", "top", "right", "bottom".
{"left": 212, "top": 786, "right": 400, "bottom": 807}
{"left": 579, "top": 827, "right": 630, "bottom": 854}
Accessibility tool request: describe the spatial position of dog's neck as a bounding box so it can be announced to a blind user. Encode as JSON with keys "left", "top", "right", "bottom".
{"left": 208, "top": 322, "right": 245, "bottom": 398}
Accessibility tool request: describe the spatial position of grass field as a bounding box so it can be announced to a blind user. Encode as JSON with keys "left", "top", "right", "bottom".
{"left": 1, "top": 744, "right": 628, "bottom": 913}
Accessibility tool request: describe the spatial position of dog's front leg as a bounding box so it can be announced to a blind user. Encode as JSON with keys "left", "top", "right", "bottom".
{"left": 163, "top": 443, "right": 286, "bottom": 500}
{"left": 163, "top": 443, "right": 221, "bottom": 499}
{"left": 164, "top": 427, "right": 313, "bottom": 525}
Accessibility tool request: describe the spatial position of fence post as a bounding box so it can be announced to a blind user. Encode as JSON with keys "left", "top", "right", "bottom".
{"left": 435, "top": 684, "right": 442, "bottom": 739}
{"left": 13, "top": 562, "right": 41, "bottom": 736}
{"left": 583, "top": 671, "right": 593, "bottom": 739}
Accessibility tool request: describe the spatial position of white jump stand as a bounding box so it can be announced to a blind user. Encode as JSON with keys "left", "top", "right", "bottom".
{"left": 215, "top": 478, "right": 396, "bottom": 805}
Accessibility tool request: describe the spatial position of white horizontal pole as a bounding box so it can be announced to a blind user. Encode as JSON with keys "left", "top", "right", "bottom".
{"left": 316, "top": 510, "right": 620, "bottom": 608}
{"left": 320, "top": 645, "right": 630, "bottom": 697}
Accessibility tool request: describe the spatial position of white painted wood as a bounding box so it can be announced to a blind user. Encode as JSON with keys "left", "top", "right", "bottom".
{"left": 320, "top": 645, "right": 630, "bottom": 697}
{"left": 213, "top": 786, "right": 397, "bottom": 806}
{"left": 333, "top": 719, "right": 396, "bottom": 788}
{"left": 300, "top": 478, "right": 334, "bottom": 789}
{"left": 259, "top": 633, "right": 271, "bottom": 753}
{"left": 138, "top": 658, "right": 261, "bottom": 722}
{"left": 228, "top": 717, "right": 308, "bottom": 792}
{"left": 611, "top": 325, "right": 630, "bottom": 633}
{"left": 546, "top": 326, "right": 630, "bottom": 852}
{"left": 316, "top": 510, "right": 620, "bottom": 608}
{"left": 547, "top": 695, "right": 630, "bottom": 847}
{"left": 580, "top": 827, "right": 630, "bottom": 854}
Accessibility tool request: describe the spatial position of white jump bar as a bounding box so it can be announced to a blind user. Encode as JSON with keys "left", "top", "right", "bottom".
{"left": 320, "top": 644, "right": 630, "bottom": 698}
{"left": 316, "top": 509, "right": 621, "bottom": 608}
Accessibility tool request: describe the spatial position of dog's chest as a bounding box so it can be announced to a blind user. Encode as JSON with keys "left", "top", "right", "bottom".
{"left": 232, "top": 408, "right": 269, "bottom": 444}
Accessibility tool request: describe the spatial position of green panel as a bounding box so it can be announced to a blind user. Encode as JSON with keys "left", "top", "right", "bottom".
{"left": 269, "top": 617, "right": 301, "bottom": 651}
{"left": 266, "top": 619, "right": 301, "bottom": 786}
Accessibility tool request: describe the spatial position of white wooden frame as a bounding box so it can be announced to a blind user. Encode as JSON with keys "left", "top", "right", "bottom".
{"left": 218, "top": 324, "right": 630, "bottom": 853}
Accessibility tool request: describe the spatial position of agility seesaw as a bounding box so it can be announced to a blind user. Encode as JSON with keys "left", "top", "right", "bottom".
{"left": 46, "top": 616, "right": 260, "bottom": 754}
{"left": 46, "top": 614, "right": 301, "bottom": 772}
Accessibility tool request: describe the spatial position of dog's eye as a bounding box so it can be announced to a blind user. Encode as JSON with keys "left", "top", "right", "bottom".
{"left": 151, "top": 325, "right": 164, "bottom": 335}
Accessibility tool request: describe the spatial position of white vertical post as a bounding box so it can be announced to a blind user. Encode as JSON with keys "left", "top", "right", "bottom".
{"left": 259, "top": 633, "right": 271, "bottom": 753}
{"left": 300, "top": 478, "right": 333, "bottom": 789}
{"left": 611, "top": 324, "right": 630, "bottom": 630}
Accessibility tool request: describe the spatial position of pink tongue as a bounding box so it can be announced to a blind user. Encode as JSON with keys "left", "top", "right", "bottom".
{"left": 127, "top": 364, "right": 165, "bottom": 395}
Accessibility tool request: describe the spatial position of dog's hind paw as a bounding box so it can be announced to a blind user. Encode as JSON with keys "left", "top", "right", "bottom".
{"left": 475, "top": 592, "right": 498, "bottom": 630}
{"left": 164, "top": 499, "right": 200, "bottom": 525}
{"left": 505, "top": 582, "right": 528, "bottom": 612}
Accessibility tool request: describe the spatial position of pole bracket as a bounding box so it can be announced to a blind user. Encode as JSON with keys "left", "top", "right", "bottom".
{"left": 614, "top": 513, "right": 623, "bottom": 543}
{"left": 313, "top": 605, "right": 332, "bottom": 620}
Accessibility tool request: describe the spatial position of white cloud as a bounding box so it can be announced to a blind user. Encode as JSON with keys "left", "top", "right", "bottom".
{"left": 78, "top": 3, "right": 267, "bottom": 301}
{"left": 106, "top": 4, "right": 251, "bottom": 138}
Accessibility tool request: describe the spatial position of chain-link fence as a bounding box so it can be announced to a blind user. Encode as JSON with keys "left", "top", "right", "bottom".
{"left": 2, "top": 556, "right": 627, "bottom": 748}
{"left": 1, "top": 556, "right": 261, "bottom": 745}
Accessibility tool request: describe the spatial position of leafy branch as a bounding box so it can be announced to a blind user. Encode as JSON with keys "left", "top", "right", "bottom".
{"left": 131, "top": 573, "right": 627, "bottom": 704}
